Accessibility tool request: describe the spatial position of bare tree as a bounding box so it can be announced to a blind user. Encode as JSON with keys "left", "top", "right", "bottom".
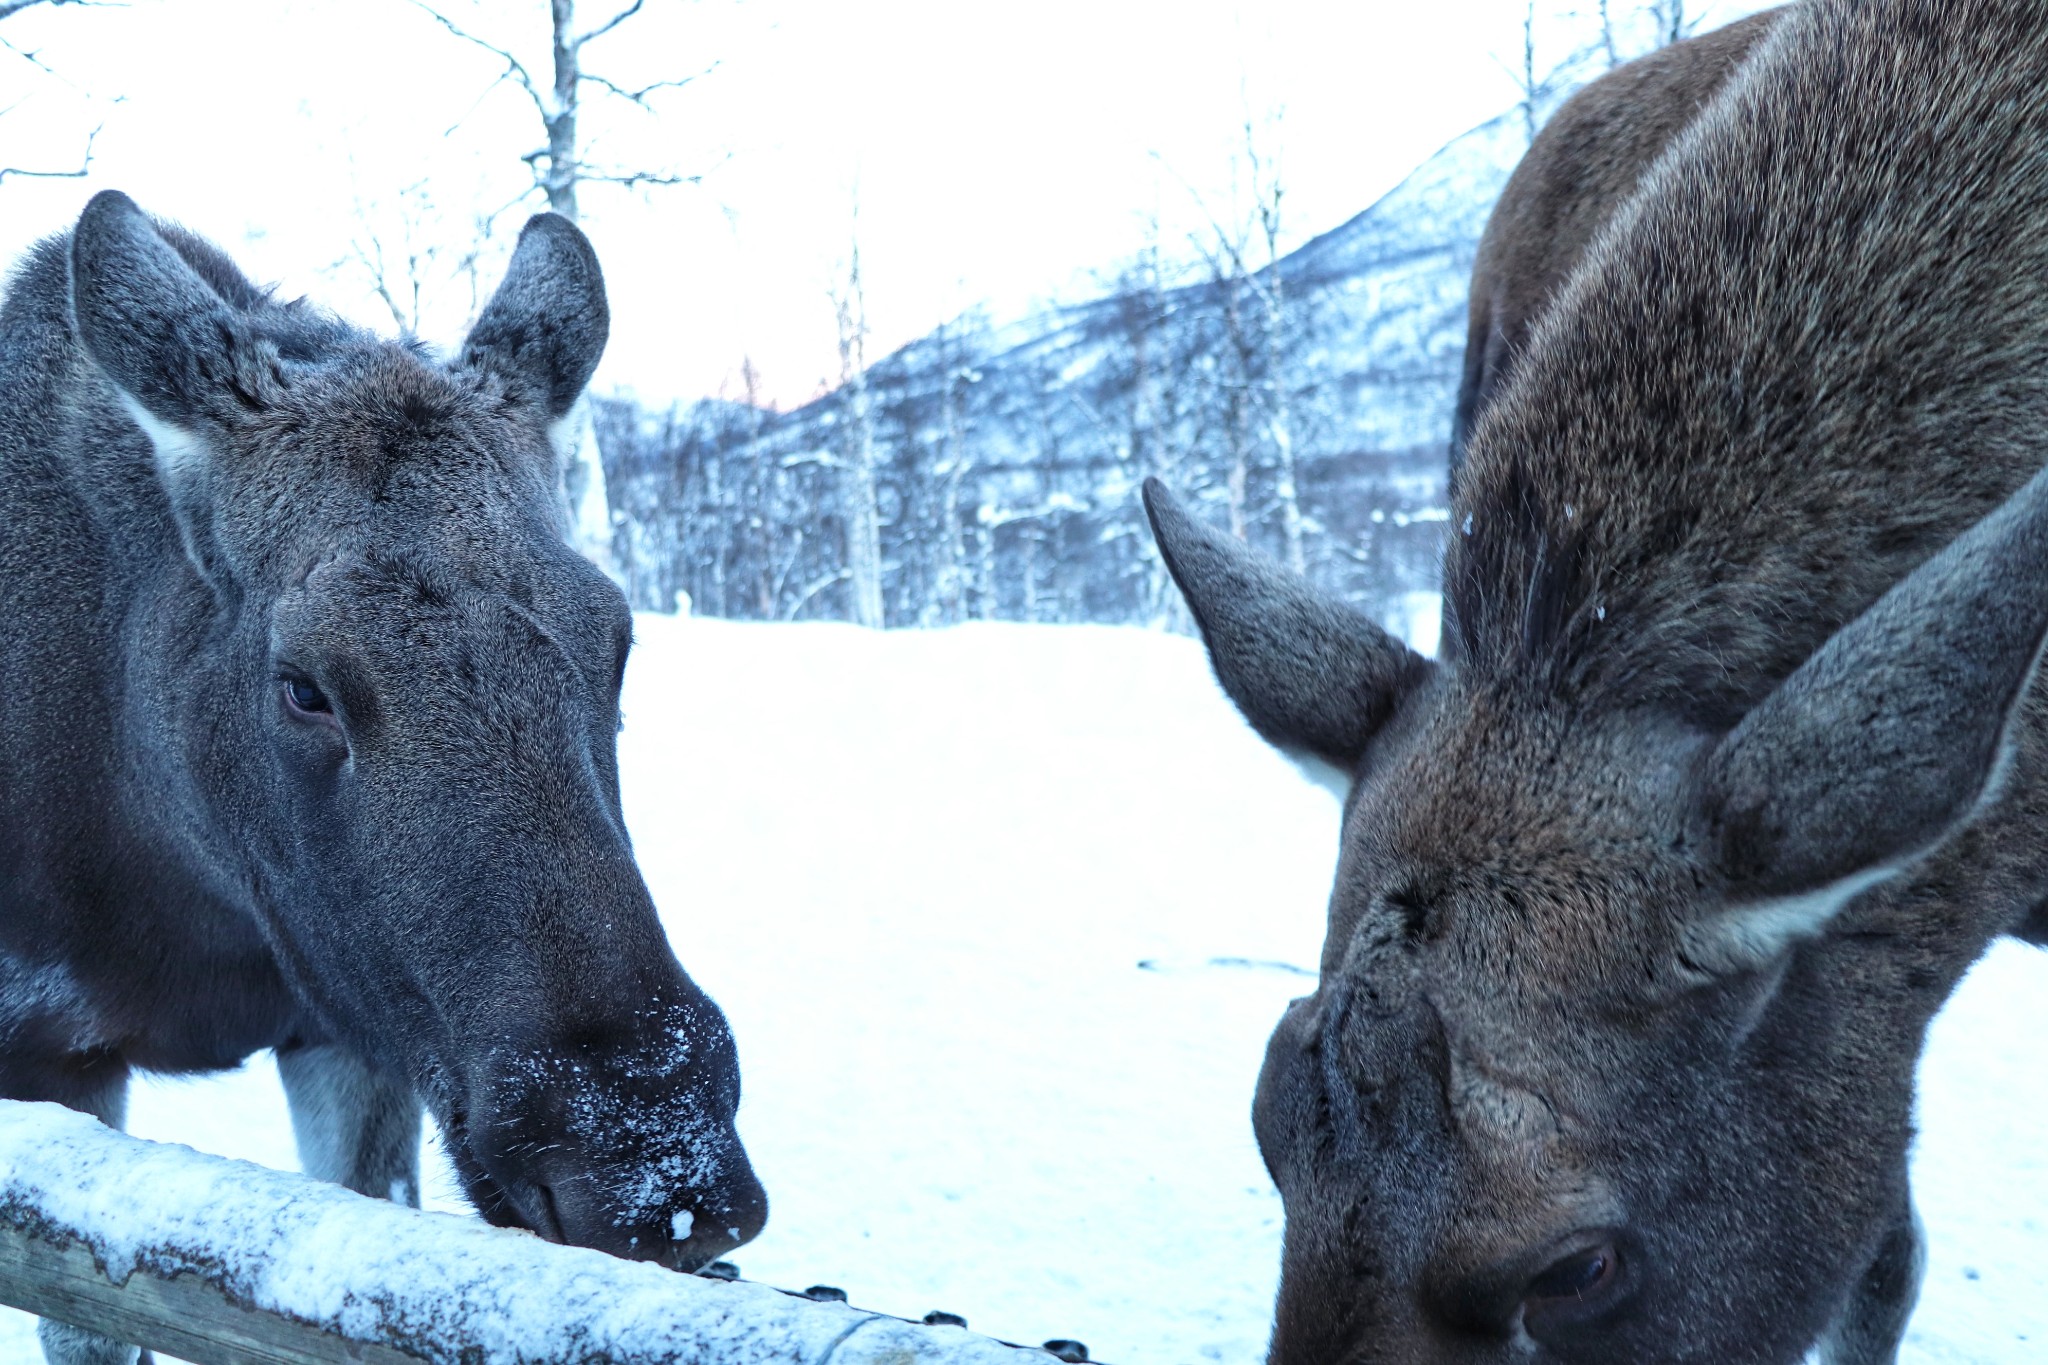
{"left": 339, "top": 178, "right": 499, "bottom": 336}
{"left": 831, "top": 230, "right": 886, "bottom": 629}
{"left": 1597, "top": 0, "right": 1624, "bottom": 69}
{"left": 1103, "top": 232, "right": 1201, "bottom": 629}
{"left": 1646, "top": 0, "right": 1700, "bottom": 46}
{"left": 1596, "top": 0, "right": 1705, "bottom": 71}
{"left": 406, "top": 0, "right": 718, "bottom": 577}
{"left": 1176, "top": 112, "right": 1309, "bottom": 576}
{"left": 1506, "top": 0, "right": 1588, "bottom": 144}
{"left": 1243, "top": 120, "right": 1306, "bottom": 578}
{"left": 908, "top": 314, "right": 983, "bottom": 626}
{"left": 406, "top": 0, "right": 710, "bottom": 219}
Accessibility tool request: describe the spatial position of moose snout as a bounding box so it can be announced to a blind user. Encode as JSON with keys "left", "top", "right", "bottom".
{"left": 522, "top": 1136, "right": 768, "bottom": 1271}
{"left": 458, "top": 999, "right": 768, "bottom": 1271}
{"left": 663, "top": 1169, "right": 770, "bottom": 1270}
{"left": 468, "top": 1086, "right": 769, "bottom": 1270}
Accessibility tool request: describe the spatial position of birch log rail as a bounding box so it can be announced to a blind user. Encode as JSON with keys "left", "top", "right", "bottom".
{"left": 0, "top": 1101, "right": 1057, "bottom": 1365}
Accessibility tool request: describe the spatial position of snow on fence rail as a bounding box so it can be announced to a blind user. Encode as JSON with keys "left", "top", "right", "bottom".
{"left": 0, "top": 1101, "right": 1075, "bottom": 1365}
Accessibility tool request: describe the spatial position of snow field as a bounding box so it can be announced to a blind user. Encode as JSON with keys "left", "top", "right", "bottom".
{"left": 1, "top": 617, "right": 2042, "bottom": 1362}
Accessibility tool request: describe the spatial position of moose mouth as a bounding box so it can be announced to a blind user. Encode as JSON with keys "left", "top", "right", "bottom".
{"left": 437, "top": 1108, "right": 558, "bottom": 1240}
{"left": 435, "top": 1105, "right": 745, "bottom": 1273}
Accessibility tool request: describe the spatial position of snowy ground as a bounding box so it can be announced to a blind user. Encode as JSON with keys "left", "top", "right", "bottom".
{"left": 2, "top": 618, "right": 2042, "bottom": 1363}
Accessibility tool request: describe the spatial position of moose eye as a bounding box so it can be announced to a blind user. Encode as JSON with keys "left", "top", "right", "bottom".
{"left": 282, "top": 677, "right": 332, "bottom": 716}
{"left": 1524, "top": 1243, "right": 1620, "bottom": 1308}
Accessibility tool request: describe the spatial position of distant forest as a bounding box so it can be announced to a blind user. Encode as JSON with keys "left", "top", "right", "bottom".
{"left": 592, "top": 164, "right": 1476, "bottom": 638}
{"left": 591, "top": 3, "right": 1713, "bottom": 635}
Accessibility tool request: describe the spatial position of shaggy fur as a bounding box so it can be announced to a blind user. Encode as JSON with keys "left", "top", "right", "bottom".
{"left": 1448, "top": 8, "right": 1781, "bottom": 477}
{"left": 0, "top": 194, "right": 766, "bottom": 1363}
{"left": 1148, "top": 2, "right": 2048, "bottom": 1362}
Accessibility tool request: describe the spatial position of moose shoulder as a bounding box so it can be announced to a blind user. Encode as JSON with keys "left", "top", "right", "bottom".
{"left": 0, "top": 194, "right": 764, "bottom": 1365}
{"left": 1148, "top": 1, "right": 2048, "bottom": 1362}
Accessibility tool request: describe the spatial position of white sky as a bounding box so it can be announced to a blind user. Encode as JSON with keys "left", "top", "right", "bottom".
{"left": 0, "top": 0, "right": 1762, "bottom": 410}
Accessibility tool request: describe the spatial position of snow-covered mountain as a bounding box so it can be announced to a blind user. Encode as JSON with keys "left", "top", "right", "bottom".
{"left": 599, "top": 113, "right": 1529, "bottom": 634}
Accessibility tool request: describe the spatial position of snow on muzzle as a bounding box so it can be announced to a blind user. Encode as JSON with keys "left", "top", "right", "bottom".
{"left": 453, "top": 1000, "right": 767, "bottom": 1272}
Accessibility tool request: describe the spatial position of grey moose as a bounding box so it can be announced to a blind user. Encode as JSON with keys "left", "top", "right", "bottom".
{"left": 0, "top": 194, "right": 766, "bottom": 1364}
{"left": 1149, "top": 1, "right": 2048, "bottom": 1361}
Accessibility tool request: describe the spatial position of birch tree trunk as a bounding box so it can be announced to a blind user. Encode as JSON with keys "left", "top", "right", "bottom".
{"left": 1252, "top": 164, "right": 1307, "bottom": 578}
{"left": 835, "top": 238, "right": 886, "bottom": 629}
{"left": 541, "top": 0, "right": 615, "bottom": 577}
{"left": 412, "top": 0, "right": 713, "bottom": 581}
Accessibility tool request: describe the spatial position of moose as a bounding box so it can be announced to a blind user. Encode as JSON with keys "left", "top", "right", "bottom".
{"left": 0, "top": 194, "right": 766, "bottom": 1364}
{"left": 1147, "top": 0, "right": 2048, "bottom": 1361}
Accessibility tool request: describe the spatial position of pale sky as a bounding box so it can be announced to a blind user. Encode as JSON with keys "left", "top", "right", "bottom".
{"left": 0, "top": 0, "right": 1763, "bottom": 409}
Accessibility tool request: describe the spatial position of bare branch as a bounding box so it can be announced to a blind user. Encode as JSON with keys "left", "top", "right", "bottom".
{"left": 578, "top": 71, "right": 654, "bottom": 107}
{"left": 1597, "top": 0, "right": 1621, "bottom": 69}
{"left": 404, "top": 1, "right": 546, "bottom": 119}
{"left": 0, "top": 24, "right": 119, "bottom": 93}
{"left": 574, "top": 0, "right": 642, "bottom": 49}
{"left": 483, "top": 182, "right": 545, "bottom": 224}
{"left": 0, "top": 118, "right": 98, "bottom": 183}
{"left": 0, "top": 33, "right": 60, "bottom": 76}
{"left": 416, "top": 0, "right": 717, "bottom": 225}
{"left": 439, "top": 66, "right": 520, "bottom": 137}
{"left": 1147, "top": 150, "right": 1250, "bottom": 277}
{"left": 578, "top": 167, "right": 702, "bottom": 189}
{"left": 784, "top": 567, "right": 851, "bottom": 621}
{"left": 351, "top": 232, "right": 414, "bottom": 334}
{"left": 0, "top": 0, "right": 126, "bottom": 19}
{"left": 579, "top": 66, "right": 712, "bottom": 109}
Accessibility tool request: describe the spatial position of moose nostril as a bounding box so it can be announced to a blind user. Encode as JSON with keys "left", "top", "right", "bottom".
{"left": 533, "top": 1183, "right": 567, "bottom": 1243}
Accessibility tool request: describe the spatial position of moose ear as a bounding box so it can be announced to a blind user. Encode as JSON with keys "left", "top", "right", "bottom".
{"left": 1143, "top": 479, "right": 1432, "bottom": 771}
{"left": 459, "top": 213, "right": 608, "bottom": 420}
{"left": 1691, "top": 462, "right": 2048, "bottom": 968}
{"left": 70, "top": 190, "right": 275, "bottom": 466}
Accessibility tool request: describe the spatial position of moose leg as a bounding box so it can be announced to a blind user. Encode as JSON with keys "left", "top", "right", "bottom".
{"left": 1816, "top": 1201, "right": 1926, "bottom": 1365}
{"left": 276, "top": 1041, "right": 423, "bottom": 1206}
{"left": 0, "top": 1053, "right": 149, "bottom": 1365}
{"left": 36, "top": 1322, "right": 144, "bottom": 1365}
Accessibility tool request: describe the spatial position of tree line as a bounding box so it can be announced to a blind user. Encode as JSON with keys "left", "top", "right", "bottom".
{"left": 0, "top": 0, "right": 1717, "bottom": 636}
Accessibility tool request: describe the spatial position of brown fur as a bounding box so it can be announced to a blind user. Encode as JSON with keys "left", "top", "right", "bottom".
{"left": 1146, "top": 1, "right": 2048, "bottom": 1360}
{"left": 1450, "top": 9, "right": 1781, "bottom": 475}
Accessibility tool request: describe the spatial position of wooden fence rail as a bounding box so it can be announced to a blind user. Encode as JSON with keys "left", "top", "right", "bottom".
{"left": 0, "top": 1100, "right": 1063, "bottom": 1365}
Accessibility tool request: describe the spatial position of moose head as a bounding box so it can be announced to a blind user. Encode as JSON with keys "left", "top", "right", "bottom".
{"left": 1147, "top": 469, "right": 2048, "bottom": 1363}
{"left": 67, "top": 191, "right": 766, "bottom": 1268}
